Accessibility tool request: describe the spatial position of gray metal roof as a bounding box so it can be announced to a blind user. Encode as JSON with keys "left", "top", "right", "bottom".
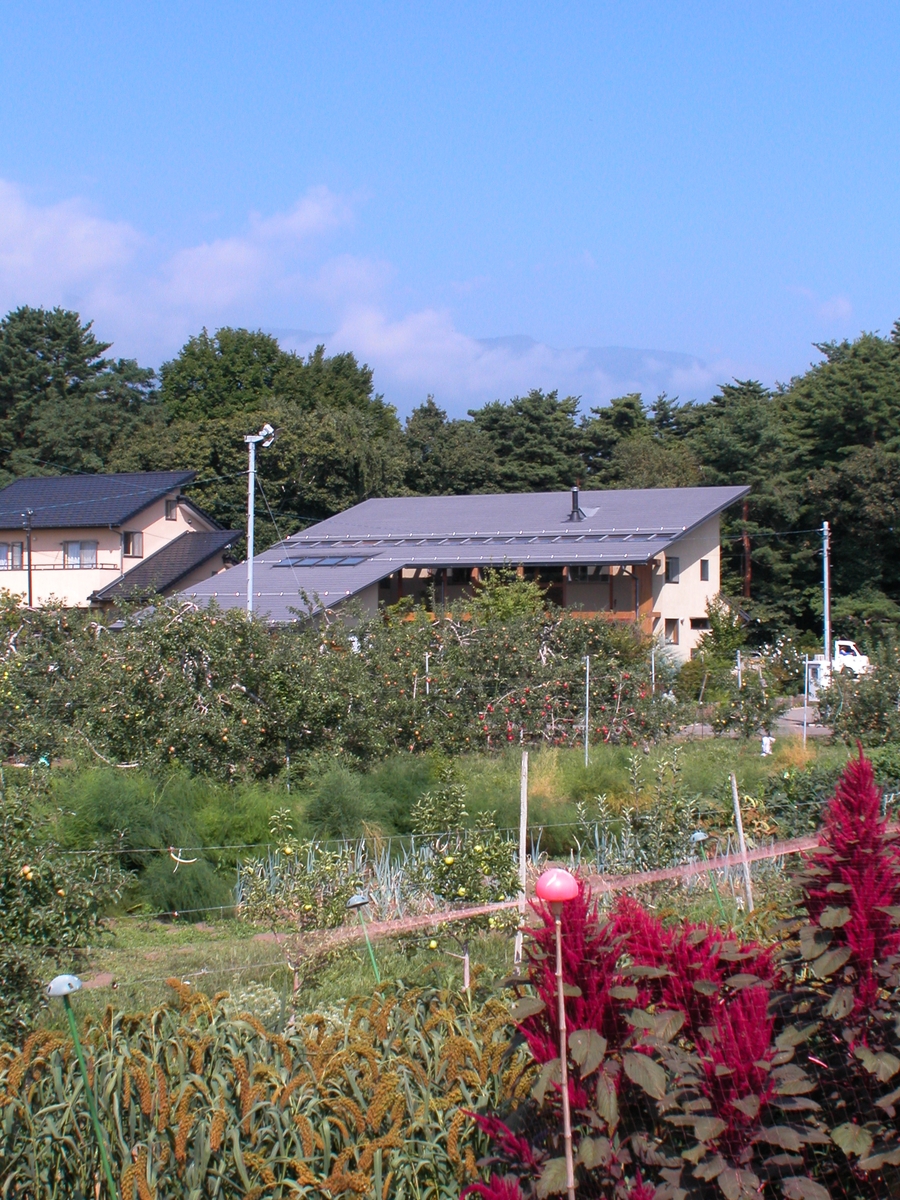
{"left": 0, "top": 471, "right": 197, "bottom": 529}
{"left": 90, "top": 530, "right": 240, "bottom": 603}
{"left": 181, "top": 485, "right": 748, "bottom": 623}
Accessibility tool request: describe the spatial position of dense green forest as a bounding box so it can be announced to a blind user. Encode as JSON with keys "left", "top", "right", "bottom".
{"left": 3, "top": 304, "right": 900, "bottom": 639}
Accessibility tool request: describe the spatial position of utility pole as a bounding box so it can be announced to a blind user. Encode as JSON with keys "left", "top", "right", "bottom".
{"left": 822, "top": 521, "right": 832, "bottom": 668}
{"left": 584, "top": 655, "right": 590, "bottom": 768}
{"left": 22, "top": 509, "right": 33, "bottom": 608}
{"left": 243, "top": 424, "right": 275, "bottom": 615}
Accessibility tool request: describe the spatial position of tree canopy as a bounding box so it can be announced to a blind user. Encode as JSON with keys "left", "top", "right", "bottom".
{"left": 4, "top": 306, "right": 900, "bottom": 640}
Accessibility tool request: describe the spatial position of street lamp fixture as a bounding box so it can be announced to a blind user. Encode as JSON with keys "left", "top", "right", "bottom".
{"left": 244, "top": 423, "right": 276, "bottom": 616}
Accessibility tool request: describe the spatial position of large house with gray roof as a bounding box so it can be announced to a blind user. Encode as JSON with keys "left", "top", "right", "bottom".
{"left": 0, "top": 472, "right": 239, "bottom": 609}
{"left": 181, "top": 485, "right": 748, "bottom": 661}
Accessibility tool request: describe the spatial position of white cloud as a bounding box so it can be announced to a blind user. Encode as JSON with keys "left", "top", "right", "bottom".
{"left": 0, "top": 180, "right": 141, "bottom": 300}
{"left": 818, "top": 295, "right": 853, "bottom": 322}
{"left": 789, "top": 284, "right": 854, "bottom": 326}
{"left": 0, "top": 176, "right": 728, "bottom": 412}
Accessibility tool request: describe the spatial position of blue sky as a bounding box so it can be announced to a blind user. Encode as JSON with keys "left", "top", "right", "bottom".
{"left": 1, "top": 2, "right": 898, "bottom": 416}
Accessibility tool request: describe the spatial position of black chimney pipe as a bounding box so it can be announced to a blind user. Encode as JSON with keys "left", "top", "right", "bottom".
{"left": 568, "top": 485, "right": 586, "bottom": 522}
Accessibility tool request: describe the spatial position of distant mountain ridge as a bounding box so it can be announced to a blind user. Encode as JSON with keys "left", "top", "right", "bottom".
{"left": 270, "top": 328, "right": 719, "bottom": 416}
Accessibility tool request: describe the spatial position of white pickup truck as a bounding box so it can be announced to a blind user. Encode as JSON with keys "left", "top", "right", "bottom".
{"left": 808, "top": 640, "right": 871, "bottom": 693}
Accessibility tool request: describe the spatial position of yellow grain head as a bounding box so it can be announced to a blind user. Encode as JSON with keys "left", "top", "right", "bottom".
{"left": 154, "top": 1062, "right": 170, "bottom": 1131}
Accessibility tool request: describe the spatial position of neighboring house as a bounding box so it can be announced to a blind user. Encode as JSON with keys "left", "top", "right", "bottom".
{"left": 181, "top": 485, "right": 748, "bottom": 661}
{"left": 0, "top": 472, "right": 238, "bottom": 608}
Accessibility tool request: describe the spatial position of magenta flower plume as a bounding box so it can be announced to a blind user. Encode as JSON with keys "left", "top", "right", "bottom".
{"left": 462, "top": 1175, "right": 526, "bottom": 1200}
{"left": 801, "top": 747, "right": 900, "bottom": 1009}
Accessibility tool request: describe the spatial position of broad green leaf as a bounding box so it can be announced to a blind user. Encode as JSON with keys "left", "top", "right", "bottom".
{"left": 855, "top": 1046, "right": 900, "bottom": 1082}
{"left": 623, "top": 1051, "right": 666, "bottom": 1100}
{"left": 818, "top": 906, "right": 851, "bottom": 928}
{"left": 510, "top": 996, "right": 545, "bottom": 1021}
{"left": 609, "top": 985, "right": 638, "bottom": 1000}
{"left": 831, "top": 1122, "right": 873, "bottom": 1158}
{"left": 799, "top": 925, "right": 831, "bottom": 960}
{"left": 532, "top": 1057, "right": 561, "bottom": 1105}
{"left": 811, "top": 946, "right": 852, "bottom": 978}
{"left": 694, "top": 1117, "right": 727, "bottom": 1141}
{"left": 577, "top": 1135, "right": 611, "bottom": 1168}
{"left": 718, "top": 1167, "right": 760, "bottom": 1198}
{"left": 781, "top": 1179, "right": 831, "bottom": 1199}
{"left": 536, "top": 1157, "right": 570, "bottom": 1198}
{"left": 569, "top": 1029, "right": 606, "bottom": 1077}
{"left": 692, "top": 980, "right": 719, "bottom": 996}
{"left": 731, "top": 1095, "right": 760, "bottom": 1119}
{"left": 694, "top": 1154, "right": 726, "bottom": 1181}
{"left": 726, "top": 973, "right": 761, "bottom": 989}
{"left": 775, "top": 1023, "right": 819, "bottom": 1050}
{"left": 757, "top": 1126, "right": 802, "bottom": 1151}
{"left": 595, "top": 1070, "right": 618, "bottom": 1130}
{"left": 823, "top": 987, "right": 854, "bottom": 1019}
{"left": 859, "top": 1145, "right": 900, "bottom": 1170}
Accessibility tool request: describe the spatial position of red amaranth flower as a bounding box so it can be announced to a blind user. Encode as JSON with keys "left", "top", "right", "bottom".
{"left": 800, "top": 747, "right": 900, "bottom": 1010}
{"left": 462, "top": 1176, "right": 526, "bottom": 1200}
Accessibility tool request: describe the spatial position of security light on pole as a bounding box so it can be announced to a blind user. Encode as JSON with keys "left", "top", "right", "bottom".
{"left": 347, "top": 893, "right": 381, "bottom": 983}
{"left": 244, "top": 424, "right": 276, "bottom": 615}
{"left": 47, "top": 974, "right": 118, "bottom": 1197}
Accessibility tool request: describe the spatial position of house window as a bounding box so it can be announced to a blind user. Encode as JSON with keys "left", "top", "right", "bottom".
{"left": 0, "top": 542, "right": 23, "bottom": 570}
{"left": 123, "top": 531, "right": 143, "bottom": 557}
{"left": 690, "top": 617, "right": 710, "bottom": 631}
{"left": 569, "top": 564, "right": 590, "bottom": 582}
{"left": 447, "top": 567, "right": 470, "bottom": 585}
{"left": 700, "top": 559, "right": 710, "bottom": 582}
{"left": 665, "top": 556, "right": 680, "bottom": 584}
{"left": 64, "top": 541, "right": 98, "bottom": 569}
{"left": 664, "top": 618, "right": 679, "bottom": 645}
{"left": 165, "top": 499, "right": 178, "bottom": 521}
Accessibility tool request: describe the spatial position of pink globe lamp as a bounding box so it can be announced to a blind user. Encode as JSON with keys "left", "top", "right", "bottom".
{"left": 535, "top": 866, "right": 579, "bottom": 915}
{"left": 535, "top": 867, "right": 579, "bottom": 1200}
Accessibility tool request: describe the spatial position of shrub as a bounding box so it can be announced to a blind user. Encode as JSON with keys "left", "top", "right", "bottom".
{"left": 0, "top": 776, "right": 125, "bottom": 1040}
{"left": 57, "top": 768, "right": 237, "bottom": 916}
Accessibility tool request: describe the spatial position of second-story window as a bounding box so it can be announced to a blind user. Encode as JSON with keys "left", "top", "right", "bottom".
{"left": 64, "top": 541, "right": 98, "bottom": 569}
{"left": 123, "top": 531, "right": 143, "bottom": 557}
{"left": 165, "top": 499, "right": 178, "bottom": 520}
{"left": 0, "top": 542, "right": 23, "bottom": 570}
{"left": 665, "top": 556, "right": 680, "bottom": 584}
{"left": 700, "top": 558, "right": 710, "bottom": 581}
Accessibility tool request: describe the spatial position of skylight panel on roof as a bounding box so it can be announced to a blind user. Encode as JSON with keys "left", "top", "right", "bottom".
{"left": 275, "top": 555, "right": 370, "bottom": 568}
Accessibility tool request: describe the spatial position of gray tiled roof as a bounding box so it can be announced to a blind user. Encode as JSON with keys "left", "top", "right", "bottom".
{"left": 90, "top": 530, "right": 240, "bottom": 602}
{"left": 0, "top": 472, "right": 197, "bottom": 529}
{"left": 181, "top": 485, "right": 748, "bottom": 623}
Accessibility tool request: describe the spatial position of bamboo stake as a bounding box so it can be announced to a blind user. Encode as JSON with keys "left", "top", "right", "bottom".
{"left": 730, "top": 772, "right": 754, "bottom": 912}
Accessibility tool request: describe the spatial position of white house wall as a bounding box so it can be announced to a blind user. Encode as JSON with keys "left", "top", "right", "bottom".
{"left": 0, "top": 492, "right": 213, "bottom": 608}
{"left": 650, "top": 515, "right": 721, "bottom": 661}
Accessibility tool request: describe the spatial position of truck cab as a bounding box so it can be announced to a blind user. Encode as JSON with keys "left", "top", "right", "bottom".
{"left": 833, "top": 640, "right": 870, "bottom": 676}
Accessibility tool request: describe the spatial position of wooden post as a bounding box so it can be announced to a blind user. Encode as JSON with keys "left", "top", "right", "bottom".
{"left": 730, "top": 772, "right": 754, "bottom": 912}
{"left": 514, "top": 751, "right": 528, "bottom": 967}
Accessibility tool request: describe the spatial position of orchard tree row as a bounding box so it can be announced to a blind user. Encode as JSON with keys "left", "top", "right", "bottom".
{"left": 0, "top": 575, "right": 672, "bottom": 780}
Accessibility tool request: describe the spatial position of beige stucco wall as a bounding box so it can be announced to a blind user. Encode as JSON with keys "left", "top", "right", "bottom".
{"left": 649, "top": 515, "right": 720, "bottom": 662}
{"left": 0, "top": 492, "right": 214, "bottom": 608}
